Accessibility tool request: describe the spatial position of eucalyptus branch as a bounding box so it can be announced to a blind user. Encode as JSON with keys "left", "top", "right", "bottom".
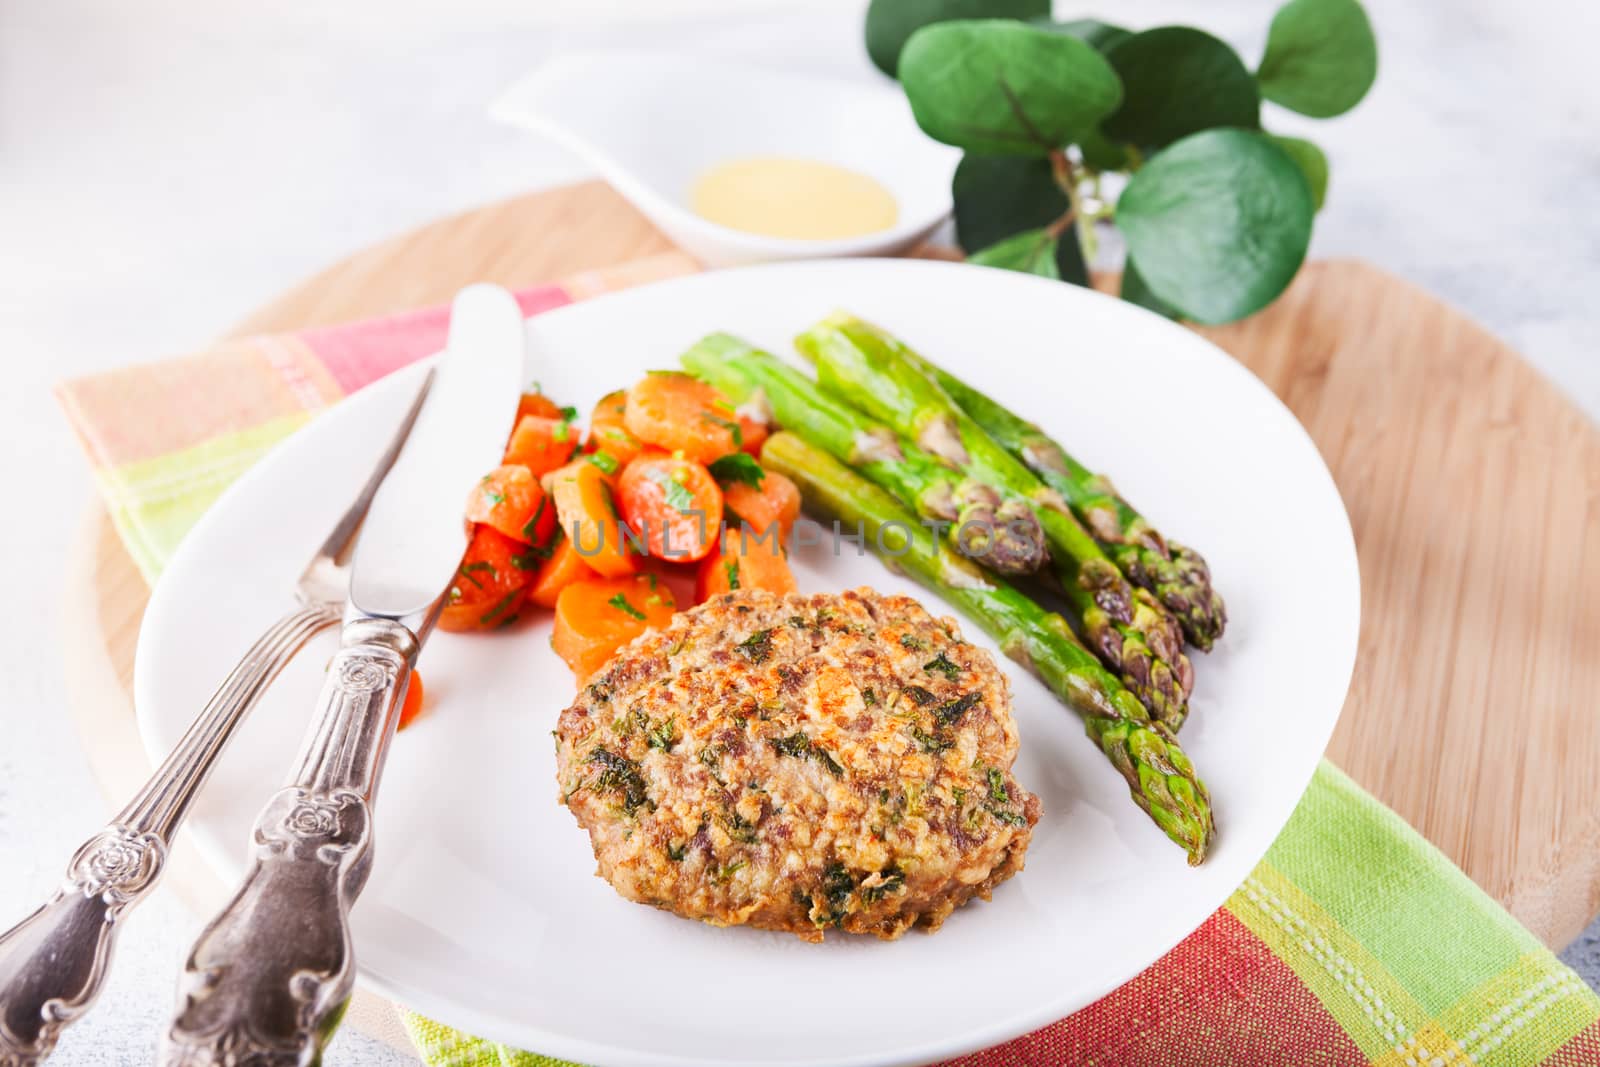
{"left": 877, "top": 0, "right": 1377, "bottom": 322}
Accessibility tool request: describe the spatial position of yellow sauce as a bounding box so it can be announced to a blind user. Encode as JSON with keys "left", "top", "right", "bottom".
{"left": 690, "top": 156, "right": 898, "bottom": 240}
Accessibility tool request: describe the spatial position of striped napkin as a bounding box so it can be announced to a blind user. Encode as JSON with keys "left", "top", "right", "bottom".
{"left": 57, "top": 255, "right": 1600, "bottom": 1067}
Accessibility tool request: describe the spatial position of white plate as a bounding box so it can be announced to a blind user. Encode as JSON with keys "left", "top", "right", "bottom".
{"left": 136, "top": 259, "right": 1359, "bottom": 1067}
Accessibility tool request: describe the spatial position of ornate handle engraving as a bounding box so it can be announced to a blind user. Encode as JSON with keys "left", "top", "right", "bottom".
{"left": 0, "top": 605, "right": 338, "bottom": 1066}
{"left": 0, "top": 830, "right": 164, "bottom": 1066}
{"left": 162, "top": 618, "right": 417, "bottom": 1067}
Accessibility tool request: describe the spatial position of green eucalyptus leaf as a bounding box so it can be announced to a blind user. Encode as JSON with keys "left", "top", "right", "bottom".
{"left": 899, "top": 21, "right": 1123, "bottom": 156}
{"left": 865, "top": 0, "right": 1051, "bottom": 78}
{"left": 968, "top": 228, "right": 1063, "bottom": 280}
{"left": 1268, "top": 133, "right": 1329, "bottom": 209}
{"left": 1116, "top": 128, "right": 1314, "bottom": 324}
{"left": 1121, "top": 257, "right": 1180, "bottom": 319}
{"left": 1102, "top": 27, "right": 1260, "bottom": 150}
{"left": 1257, "top": 0, "right": 1378, "bottom": 118}
{"left": 1031, "top": 18, "right": 1131, "bottom": 53}
{"left": 952, "top": 155, "right": 1088, "bottom": 283}
{"left": 1077, "top": 127, "right": 1129, "bottom": 171}
{"left": 952, "top": 154, "right": 1067, "bottom": 251}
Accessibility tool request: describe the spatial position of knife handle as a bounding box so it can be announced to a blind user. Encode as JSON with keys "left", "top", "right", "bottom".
{"left": 0, "top": 604, "right": 339, "bottom": 1066}
{"left": 160, "top": 617, "right": 417, "bottom": 1067}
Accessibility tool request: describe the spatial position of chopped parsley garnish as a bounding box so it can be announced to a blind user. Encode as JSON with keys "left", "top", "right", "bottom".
{"left": 862, "top": 867, "right": 906, "bottom": 903}
{"left": 901, "top": 685, "right": 937, "bottom": 706}
{"left": 933, "top": 691, "right": 982, "bottom": 727}
{"left": 478, "top": 590, "right": 520, "bottom": 626}
{"left": 587, "top": 748, "right": 651, "bottom": 815}
{"left": 458, "top": 560, "right": 495, "bottom": 588}
{"left": 510, "top": 542, "right": 552, "bottom": 570}
{"left": 987, "top": 767, "right": 1009, "bottom": 804}
{"left": 735, "top": 628, "right": 774, "bottom": 663}
{"left": 767, "top": 732, "right": 844, "bottom": 778}
{"left": 910, "top": 726, "right": 953, "bottom": 753}
{"left": 723, "top": 560, "right": 741, "bottom": 590}
{"left": 989, "top": 808, "right": 1029, "bottom": 827}
{"left": 708, "top": 452, "right": 765, "bottom": 488}
{"left": 647, "top": 717, "right": 677, "bottom": 752}
{"left": 665, "top": 842, "right": 687, "bottom": 862}
{"left": 862, "top": 687, "right": 877, "bottom": 706}
{"left": 923, "top": 651, "right": 962, "bottom": 679}
{"left": 607, "top": 593, "right": 647, "bottom": 621}
{"left": 521, "top": 497, "right": 549, "bottom": 542}
{"left": 481, "top": 487, "right": 506, "bottom": 507}
{"left": 714, "top": 860, "right": 747, "bottom": 884}
{"left": 586, "top": 451, "right": 620, "bottom": 475}
{"left": 646, "top": 467, "right": 695, "bottom": 512}
{"left": 718, "top": 809, "right": 759, "bottom": 843}
{"left": 552, "top": 405, "right": 580, "bottom": 442}
{"left": 899, "top": 634, "right": 927, "bottom": 652}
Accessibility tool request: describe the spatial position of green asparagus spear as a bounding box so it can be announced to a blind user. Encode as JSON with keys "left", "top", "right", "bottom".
{"left": 682, "top": 333, "right": 1046, "bottom": 576}
{"left": 888, "top": 336, "right": 1226, "bottom": 651}
{"left": 761, "top": 430, "right": 1214, "bottom": 863}
{"left": 795, "top": 315, "right": 1193, "bottom": 728}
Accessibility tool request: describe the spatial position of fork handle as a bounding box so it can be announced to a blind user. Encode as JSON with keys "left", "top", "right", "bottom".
{"left": 0, "top": 604, "right": 339, "bottom": 1065}
{"left": 161, "top": 617, "right": 417, "bottom": 1067}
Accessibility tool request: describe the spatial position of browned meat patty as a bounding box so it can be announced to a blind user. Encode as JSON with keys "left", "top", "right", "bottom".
{"left": 554, "top": 588, "right": 1040, "bottom": 941}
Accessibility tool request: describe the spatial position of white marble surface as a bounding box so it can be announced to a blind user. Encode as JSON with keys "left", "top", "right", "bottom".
{"left": 2, "top": 0, "right": 1598, "bottom": 1062}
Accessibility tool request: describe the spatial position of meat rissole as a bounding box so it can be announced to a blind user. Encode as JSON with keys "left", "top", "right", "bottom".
{"left": 554, "top": 588, "right": 1040, "bottom": 941}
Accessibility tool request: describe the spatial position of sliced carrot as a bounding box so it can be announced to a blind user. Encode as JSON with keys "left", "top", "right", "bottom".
{"left": 504, "top": 414, "right": 580, "bottom": 476}
{"left": 516, "top": 391, "right": 565, "bottom": 422}
{"left": 551, "top": 574, "right": 676, "bottom": 683}
{"left": 584, "top": 389, "right": 646, "bottom": 468}
{"left": 695, "top": 526, "right": 798, "bottom": 602}
{"left": 718, "top": 463, "right": 801, "bottom": 539}
{"left": 546, "top": 459, "right": 638, "bottom": 578}
{"left": 398, "top": 670, "right": 425, "bottom": 730}
{"left": 464, "top": 465, "right": 555, "bottom": 545}
{"left": 623, "top": 372, "right": 745, "bottom": 464}
{"left": 527, "top": 531, "right": 596, "bottom": 609}
{"left": 439, "top": 525, "right": 532, "bottom": 632}
{"left": 737, "top": 414, "right": 769, "bottom": 457}
{"left": 616, "top": 454, "right": 722, "bottom": 563}
{"left": 589, "top": 389, "right": 628, "bottom": 437}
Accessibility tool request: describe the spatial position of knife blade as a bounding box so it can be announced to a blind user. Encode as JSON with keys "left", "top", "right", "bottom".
{"left": 159, "top": 284, "right": 525, "bottom": 1067}
{"left": 351, "top": 284, "right": 525, "bottom": 622}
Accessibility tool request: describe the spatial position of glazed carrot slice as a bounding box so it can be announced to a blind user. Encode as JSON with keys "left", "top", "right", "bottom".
{"left": 398, "top": 670, "right": 425, "bottom": 730}
{"left": 590, "top": 389, "right": 628, "bottom": 433}
{"left": 547, "top": 458, "right": 638, "bottom": 578}
{"left": 715, "top": 458, "right": 801, "bottom": 539}
{"left": 623, "top": 372, "right": 745, "bottom": 464}
{"left": 439, "top": 525, "right": 532, "bottom": 632}
{"left": 505, "top": 414, "right": 580, "bottom": 476}
{"left": 516, "top": 391, "right": 565, "bottom": 422}
{"left": 584, "top": 389, "right": 646, "bottom": 468}
{"left": 527, "top": 531, "right": 596, "bottom": 609}
{"left": 695, "top": 526, "right": 798, "bottom": 602}
{"left": 551, "top": 574, "right": 676, "bottom": 683}
{"left": 616, "top": 454, "right": 722, "bottom": 563}
{"left": 737, "top": 414, "right": 769, "bottom": 457}
{"left": 464, "top": 465, "right": 555, "bottom": 545}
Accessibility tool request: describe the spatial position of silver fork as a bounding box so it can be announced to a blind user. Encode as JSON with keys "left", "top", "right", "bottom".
{"left": 0, "top": 372, "right": 434, "bottom": 1066}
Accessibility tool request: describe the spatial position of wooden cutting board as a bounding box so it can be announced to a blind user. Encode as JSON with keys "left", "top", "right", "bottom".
{"left": 62, "top": 179, "right": 1600, "bottom": 957}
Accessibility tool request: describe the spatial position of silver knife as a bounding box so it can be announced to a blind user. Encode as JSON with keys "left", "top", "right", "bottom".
{"left": 0, "top": 371, "right": 434, "bottom": 1067}
{"left": 159, "top": 284, "right": 525, "bottom": 1067}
